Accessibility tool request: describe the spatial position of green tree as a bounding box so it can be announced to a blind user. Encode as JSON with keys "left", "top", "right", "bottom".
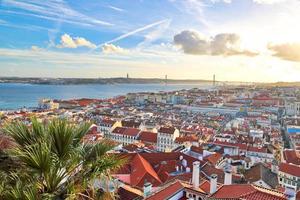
{"left": 0, "top": 118, "right": 124, "bottom": 200}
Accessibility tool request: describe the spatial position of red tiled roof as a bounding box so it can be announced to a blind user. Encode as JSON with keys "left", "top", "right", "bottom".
{"left": 175, "top": 135, "right": 198, "bottom": 143}
{"left": 190, "top": 146, "right": 204, "bottom": 154}
{"left": 130, "top": 154, "right": 162, "bottom": 187}
{"left": 159, "top": 127, "right": 176, "bottom": 134}
{"left": 279, "top": 162, "right": 300, "bottom": 177}
{"left": 205, "top": 153, "right": 223, "bottom": 166}
{"left": 283, "top": 150, "right": 300, "bottom": 165}
{"left": 199, "top": 180, "right": 211, "bottom": 194}
{"left": 112, "top": 127, "right": 140, "bottom": 137}
{"left": 211, "top": 184, "right": 287, "bottom": 200}
{"left": 138, "top": 131, "right": 157, "bottom": 143}
{"left": 112, "top": 127, "right": 126, "bottom": 134}
{"left": 123, "top": 128, "right": 140, "bottom": 137}
{"left": 146, "top": 181, "right": 184, "bottom": 200}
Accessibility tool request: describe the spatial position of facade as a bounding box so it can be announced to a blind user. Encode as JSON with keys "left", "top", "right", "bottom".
{"left": 38, "top": 99, "right": 59, "bottom": 110}
{"left": 110, "top": 127, "right": 141, "bottom": 145}
{"left": 98, "top": 119, "right": 121, "bottom": 138}
{"left": 157, "top": 127, "right": 180, "bottom": 152}
{"left": 278, "top": 162, "right": 300, "bottom": 190}
{"left": 246, "top": 146, "right": 274, "bottom": 164}
{"left": 285, "top": 101, "right": 300, "bottom": 116}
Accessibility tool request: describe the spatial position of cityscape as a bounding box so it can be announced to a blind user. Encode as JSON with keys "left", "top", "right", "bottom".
{"left": 1, "top": 0, "right": 300, "bottom": 200}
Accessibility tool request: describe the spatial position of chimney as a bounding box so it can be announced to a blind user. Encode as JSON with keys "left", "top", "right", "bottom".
{"left": 210, "top": 174, "right": 218, "bottom": 194}
{"left": 285, "top": 186, "right": 296, "bottom": 200}
{"left": 224, "top": 165, "right": 232, "bottom": 185}
{"left": 143, "top": 181, "right": 152, "bottom": 197}
{"left": 192, "top": 161, "right": 200, "bottom": 188}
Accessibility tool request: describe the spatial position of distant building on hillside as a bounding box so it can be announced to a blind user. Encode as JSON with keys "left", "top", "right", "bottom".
{"left": 38, "top": 99, "right": 59, "bottom": 110}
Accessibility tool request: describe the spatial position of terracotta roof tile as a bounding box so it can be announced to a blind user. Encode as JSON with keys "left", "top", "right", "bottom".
{"left": 131, "top": 154, "right": 162, "bottom": 187}
{"left": 211, "top": 184, "right": 287, "bottom": 200}
{"left": 146, "top": 181, "right": 184, "bottom": 200}
{"left": 279, "top": 162, "right": 300, "bottom": 177}
{"left": 159, "top": 127, "right": 176, "bottom": 134}
{"left": 205, "top": 153, "right": 223, "bottom": 166}
{"left": 138, "top": 131, "right": 157, "bottom": 144}
{"left": 283, "top": 150, "right": 300, "bottom": 165}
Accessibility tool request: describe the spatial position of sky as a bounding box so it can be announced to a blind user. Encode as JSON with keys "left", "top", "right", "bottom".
{"left": 1, "top": 0, "right": 300, "bottom": 82}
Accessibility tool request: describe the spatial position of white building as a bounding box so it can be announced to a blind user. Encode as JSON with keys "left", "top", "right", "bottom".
{"left": 110, "top": 127, "right": 141, "bottom": 145}
{"left": 278, "top": 162, "right": 300, "bottom": 190}
{"left": 38, "top": 99, "right": 59, "bottom": 110}
{"left": 285, "top": 101, "right": 300, "bottom": 116}
{"left": 157, "top": 127, "right": 180, "bottom": 152}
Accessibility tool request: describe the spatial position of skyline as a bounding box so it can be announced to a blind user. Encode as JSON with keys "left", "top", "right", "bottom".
{"left": 1, "top": 0, "right": 300, "bottom": 82}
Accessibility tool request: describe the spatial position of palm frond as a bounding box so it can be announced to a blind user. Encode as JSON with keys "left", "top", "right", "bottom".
{"left": 89, "top": 155, "right": 126, "bottom": 177}
{"left": 14, "top": 143, "right": 52, "bottom": 173}
{"left": 30, "top": 117, "right": 46, "bottom": 143}
{"left": 73, "top": 122, "right": 91, "bottom": 146}
{"left": 83, "top": 141, "right": 115, "bottom": 162}
{"left": 48, "top": 119, "right": 75, "bottom": 160}
{"left": 3, "top": 121, "right": 33, "bottom": 147}
{"left": 43, "top": 165, "right": 68, "bottom": 193}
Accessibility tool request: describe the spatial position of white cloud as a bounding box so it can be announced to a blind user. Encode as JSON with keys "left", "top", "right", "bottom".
{"left": 56, "top": 34, "right": 96, "bottom": 49}
{"left": 252, "top": 0, "right": 286, "bottom": 4}
{"left": 0, "top": 47, "right": 299, "bottom": 82}
{"left": 31, "top": 46, "right": 43, "bottom": 51}
{"left": 102, "top": 44, "right": 128, "bottom": 54}
{"left": 268, "top": 42, "right": 300, "bottom": 62}
{"left": 174, "top": 30, "right": 258, "bottom": 56}
{"left": 2, "top": 0, "right": 113, "bottom": 27}
{"left": 107, "top": 5, "right": 125, "bottom": 12}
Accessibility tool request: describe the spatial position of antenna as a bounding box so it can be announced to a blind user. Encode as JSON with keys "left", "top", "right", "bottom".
{"left": 213, "top": 74, "right": 216, "bottom": 86}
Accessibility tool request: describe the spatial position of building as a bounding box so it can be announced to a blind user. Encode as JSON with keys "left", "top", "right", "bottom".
{"left": 98, "top": 119, "right": 121, "bottom": 138}
{"left": 157, "top": 127, "right": 180, "bottom": 152}
{"left": 244, "top": 163, "right": 279, "bottom": 189}
{"left": 110, "top": 127, "right": 141, "bottom": 145}
{"left": 278, "top": 162, "right": 300, "bottom": 190}
{"left": 38, "top": 99, "right": 59, "bottom": 110}
{"left": 285, "top": 101, "right": 300, "bottom": 116}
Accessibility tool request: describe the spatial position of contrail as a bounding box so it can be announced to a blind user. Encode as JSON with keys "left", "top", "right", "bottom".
{"left": 92, "top": 19, "right": 169, "bottom": 51}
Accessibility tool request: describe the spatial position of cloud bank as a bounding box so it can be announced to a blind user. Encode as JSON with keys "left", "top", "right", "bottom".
{"left": 57, "top": 34, "right": 96, "bottom": 49}
{"left": 102, "top": 44, "right": 128, "bottom": 54}
{"left": 173, "top": 30, "right": 257, "bottom": 56}
{"left": 268, "top": 43, "right": 300, "bottom": 62}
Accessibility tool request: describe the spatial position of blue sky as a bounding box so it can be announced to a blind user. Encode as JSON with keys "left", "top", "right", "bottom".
{"left": 1, "top": 0, "right": 300, "bottom": 82}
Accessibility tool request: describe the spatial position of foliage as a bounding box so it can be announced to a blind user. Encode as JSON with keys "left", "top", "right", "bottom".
{"left": 0, "top": 118, "right": 124, "bottom": 200}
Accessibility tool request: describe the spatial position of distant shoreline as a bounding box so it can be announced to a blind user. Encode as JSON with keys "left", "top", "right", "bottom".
{"left": 0, "top": 77, "right": 215, "bottom": 85}
{"left": 0, "top": 77, "right": 299, "bottom": 87}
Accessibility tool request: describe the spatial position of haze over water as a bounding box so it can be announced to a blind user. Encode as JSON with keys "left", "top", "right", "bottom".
{"left": 0, "top": 83, "right": 211, "bottom": 110}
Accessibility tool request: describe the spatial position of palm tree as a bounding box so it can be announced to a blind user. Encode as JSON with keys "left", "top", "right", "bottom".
{"left": 0, "top": 118, "right": 124, "bottom": 200}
